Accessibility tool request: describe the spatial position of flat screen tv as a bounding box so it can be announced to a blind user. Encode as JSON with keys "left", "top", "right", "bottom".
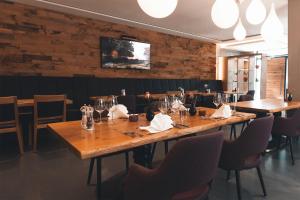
{"left": 100, "top": 37, "right": 151, "bottom": 70}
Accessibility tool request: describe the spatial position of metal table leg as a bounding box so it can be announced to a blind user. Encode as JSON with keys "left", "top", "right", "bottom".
{"left": 96, "top": 157, "right": 102, "bottom": 200}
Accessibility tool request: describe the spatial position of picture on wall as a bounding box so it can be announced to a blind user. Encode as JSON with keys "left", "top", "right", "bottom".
{"left": 100, "top": 37, "right": 151, "bottom": 70}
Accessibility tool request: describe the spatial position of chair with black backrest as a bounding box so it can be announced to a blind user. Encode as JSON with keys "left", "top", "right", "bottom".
{"left": 238, "top": 94, "right": 254, "bottom": 102}
{"left": 33, "top": 95, "right": 66, "bottom": 151}
{"left": 0, "top": 96, "right": 24, "bottom": 154}
{"left": 86, "top": 95, "right": 137, "bottom": 185}
{"left": 246, "top": 90, "right": 255, "bottom": 99}
{"left": 123, "top": 131, "right": 224, "bottom": 200}
{"left": 272, "top": 109, "right": 300, "bottom": 165}
{"left": 219, "top": 115, "right": 274, "bottom": 200}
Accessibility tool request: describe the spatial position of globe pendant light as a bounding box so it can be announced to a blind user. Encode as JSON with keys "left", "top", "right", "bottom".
{"left": 211, "top": 0, "right": 239, "bottom": 29}
{"left": 233, "top": 19, "right": 246, "bottom": 41}
{"left": 261, "top": 3, "right": 284, "bottom": 44}
{"left": 137, "top": 0, "right": 178, "bottom": 18}
{"left": 246, "top": 0, "right": 266, "bottom": 25}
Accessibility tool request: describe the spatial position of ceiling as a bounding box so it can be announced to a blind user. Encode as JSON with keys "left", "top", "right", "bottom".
{"left": 13, "top": 0, "right": 288, "bottom": 43}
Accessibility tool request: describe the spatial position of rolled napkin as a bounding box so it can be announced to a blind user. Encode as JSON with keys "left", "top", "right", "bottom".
{"left": 140, "top": 113, "right": 173, "bottom": 133}
{"left": 108, "top": 104, "right": 129, "bottom": 120}
{"left": 210, "top": 104, "right": 232, "bottom": 119}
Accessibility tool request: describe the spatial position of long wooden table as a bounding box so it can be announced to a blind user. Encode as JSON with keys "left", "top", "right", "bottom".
{"left": 17, "top": 99, "right": 73, "bottom": 108}
{"left": 48, "top": 107, "right": 255, "bottom": 200}
{"left": 231, "top": 98, "right": 300, "bottom": 114}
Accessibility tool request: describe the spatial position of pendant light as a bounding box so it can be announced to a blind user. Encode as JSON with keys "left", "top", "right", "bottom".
{"left": 261, "top": 3, "right": 284, "bottom": 44}
{"left": 211, "top": 0, "right": 239, "bottom": 29}
{"left": 246, "top": 0, "right": 266, "bottom": 25}
{"left": 137, "top": 0, "right": 178, "bottom": 18}
{"left": 233, "top": 19, "right": 246, "bottom": 41}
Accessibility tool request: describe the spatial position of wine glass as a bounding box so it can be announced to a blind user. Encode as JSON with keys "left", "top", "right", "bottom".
{"left": 94, "top": 98, "right": 105, "bottom": 124}
{"left": 158, "top": 97, "right": 169, "bottom": 114}
{"left": 213, "top": 93, "right": 221, "bottom": 108}
{"left": 108, "top": 95, "right": 118, "bottom": 121}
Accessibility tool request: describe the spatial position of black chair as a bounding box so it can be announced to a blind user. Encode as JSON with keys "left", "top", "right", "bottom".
{"left": 219, "top": 116, "right": 274, "bottom": 200}
{"left": 246, "top": 90, "right": 255, "bottom": 99}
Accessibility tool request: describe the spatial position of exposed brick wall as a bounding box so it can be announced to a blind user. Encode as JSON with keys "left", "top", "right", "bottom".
{"left": 0, "top": 1, "right": 216, "bottom": 79}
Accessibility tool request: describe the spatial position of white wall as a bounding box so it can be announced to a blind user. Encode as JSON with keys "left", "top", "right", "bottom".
{"left": 289, "top": 0, "right": 300, "bottom": 100}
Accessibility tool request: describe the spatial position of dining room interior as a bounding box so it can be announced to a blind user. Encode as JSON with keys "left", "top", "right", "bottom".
{"left": 1, "top": 0, "right": 300, "bottom": 200}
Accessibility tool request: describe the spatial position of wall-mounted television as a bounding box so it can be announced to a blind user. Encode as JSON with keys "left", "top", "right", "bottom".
{"left": 100, "top": 37, "right": 151, "bottom": 70}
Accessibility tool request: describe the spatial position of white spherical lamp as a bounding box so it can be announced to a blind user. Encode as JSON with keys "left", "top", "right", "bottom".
{"left": 246, "top": 0, "right": 266, "bottom": 25}
{"left": 233, "top": 19, "right": 246, "bottom": 41}
{"left": 137, "top": 0, "right": 178, "bottom": 18}
{"left": 211, "top": 0, "right": 239, "bottom": 29}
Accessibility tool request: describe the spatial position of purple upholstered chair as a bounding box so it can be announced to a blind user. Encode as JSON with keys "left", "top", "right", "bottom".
{"left": 219, "top": 115, "right": 274, "bottom": 200}
{"left": 123, "top": 131, "right": 224, "bottom": 200}
{"left": 272, "top": 109, "right": 300, "bottom": 165}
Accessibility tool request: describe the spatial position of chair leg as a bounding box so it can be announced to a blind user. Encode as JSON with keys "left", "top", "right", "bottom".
{"left": 226, "top": 170, "right": 231, "bottom": 181}
{"left": 87, "top": 158, "right": 95, "bottom": 185}
{"left": 241, "top": 122, "right": 246, "bottom": 133}
{"left": 230, "top": 125, "right": 237, "bottom": 140}
{"left": 277, "top": 135, "right": 282, "bottom": 150}
{"left": 16, "top": 126, "right": 24, "bottom": 154}
{"left": 33, "top": 127, "right": 38, "bottom": 152}
{"left": 288, "top": 137, "right": 295, "bottom": 165}
{"left": 125, "top": 151, "right": 129, "bottom": 173}
{"left": 235, "top": 170, "right": 242, "bottom": 200}
{"left": 256, "top": 166, "right": 267, "bottom": 196}
{"left": 164, "top": 141, "right": 169, "bottom": 155}
{"left": 28, "top": 123, "right": 32, "bottom": 146}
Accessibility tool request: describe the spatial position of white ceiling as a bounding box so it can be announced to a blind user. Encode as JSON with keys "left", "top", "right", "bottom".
{"left": 13, "top": 0, "right": 288, "bottom": 43}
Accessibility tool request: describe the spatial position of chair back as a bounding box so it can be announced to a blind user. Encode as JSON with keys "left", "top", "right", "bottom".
{"left": 286, "top": 109, "right": 300, "bottom": 135}
{"left": 0, "top": 96, "right": 18, "bottom": 131}
{"left": 246, "top": 90, "right": 255, "bottom": 98}
{"left": 34, "top": 95, "right": 66, "bottom": 126}
{"left": 237, "top": 115, "right": 274, "bottom": 158}
{"left": 238, "top": 94, "right": 253, "bottom": 102}
{"left": 158, "top": 131, "right": 224, "bottom": 198}
{"left": 117, "top": 95, "right": 136, "bottom": 114}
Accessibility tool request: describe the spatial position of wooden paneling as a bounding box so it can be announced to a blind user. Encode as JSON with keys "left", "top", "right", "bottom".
{"left": 266, "top": 57, "right": 286, "bottom": 99}
{"left": 0, "top": 1, "right": 216, "bottom": 79}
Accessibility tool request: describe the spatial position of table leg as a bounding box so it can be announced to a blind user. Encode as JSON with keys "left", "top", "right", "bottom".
{"left": 96, "top": 157, "right": 102, "bottom": 200}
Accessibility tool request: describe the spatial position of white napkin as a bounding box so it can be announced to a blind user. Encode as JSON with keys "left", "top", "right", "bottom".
{"left": 172, "top": 99, "right": 186, "bottom": 111}
{"left": 140, "top": 113, "right": 173, "bottom": 133}
{"left": 108, "top": 104, "right": 129, "bottom": 120}
{"left": 210, "top": 104, "right": 232, "bottom": 119}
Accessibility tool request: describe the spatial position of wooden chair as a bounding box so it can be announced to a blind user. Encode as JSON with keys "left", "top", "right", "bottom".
{"left": 0, "top": 96, "right": 24, "bottom": 154}
{"left": 33, "top": 95, "right": 66, "bottom": 151}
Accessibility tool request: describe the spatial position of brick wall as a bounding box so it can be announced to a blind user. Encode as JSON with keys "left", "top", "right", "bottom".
{"left": 0, "top": 1, "right": 216, "bottom": 79}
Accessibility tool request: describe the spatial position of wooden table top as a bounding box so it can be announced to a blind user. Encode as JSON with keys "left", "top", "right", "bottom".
{"left": 48, "top": 107, "right": 256, "bottom": 160}
{"left": 231, "top": 99, "right": 300, "bottom": 113}
{"left": 17, "top": 99, "right": 73, "bottom": 107}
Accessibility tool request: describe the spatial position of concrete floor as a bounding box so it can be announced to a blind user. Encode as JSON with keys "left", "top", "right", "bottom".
{"left": 1, "top": 127, "right": 300, "bottom": 200}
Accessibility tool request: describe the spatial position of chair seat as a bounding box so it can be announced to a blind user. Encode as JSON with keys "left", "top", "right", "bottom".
{"left": 220, "top": 155, "right": 261, "bottom": 171}
{"left": 172, "top": 185, "right": 209, "bottom": 200}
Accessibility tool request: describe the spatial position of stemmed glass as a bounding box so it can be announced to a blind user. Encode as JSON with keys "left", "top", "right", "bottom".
{"left": 158, "top": 97, "right": 169, "bottom": 114}
{"left": 108, "top": 95, "right": 118, "bottom": 121}
{"left": 94, "top": 98, "right": 105, "bottom": 124}
{"left": 213, "top": 93, "right": 222, "bottom": 108}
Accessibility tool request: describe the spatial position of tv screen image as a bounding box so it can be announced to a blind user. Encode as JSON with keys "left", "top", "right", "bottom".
{"left": 100, "top": 37, "right": 151, "bottom": 70}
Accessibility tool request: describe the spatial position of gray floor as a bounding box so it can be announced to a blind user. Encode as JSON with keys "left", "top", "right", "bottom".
{"left": 1, "top": 126, "right": 300, "bottom": 200}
